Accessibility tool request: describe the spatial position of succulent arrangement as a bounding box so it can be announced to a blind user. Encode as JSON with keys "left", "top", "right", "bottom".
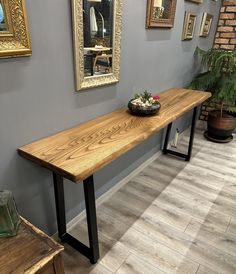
{"left": 128, "top": 90, "right": 161, "bottom": 115}
{"left": 132, "top": 91, "right": 160, "bottom": 107}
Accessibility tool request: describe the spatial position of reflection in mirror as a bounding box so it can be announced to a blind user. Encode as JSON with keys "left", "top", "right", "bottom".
{"left": 146, "top": 0, "right": 177, "bottom": 28}
{"left": 83, "top": 0, "right": 113, "bottom": 77}
{"left": 152, "top": 0, "right": 172, "bottom": 20}
{"left": 0, "top": 1, "right": 7, "bottom": 32}
{"left": 162, "top": 0, "right": 174, "bottom": 19}
{"left": 72, "top": 0, "right": 122, "bottom": 90}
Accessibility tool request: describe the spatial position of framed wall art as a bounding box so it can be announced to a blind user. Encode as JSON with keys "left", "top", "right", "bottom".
{"left": 146, "top": 0, "right": 177, "bottom": 28}
{"left": 182, "top": 12, "right": 197, "bottom": 40}
{"left": 199, "top": 12, "right": 213, "bottom": 37}
{"left": 0, "top": 0, "right": 31, "bottom": 58}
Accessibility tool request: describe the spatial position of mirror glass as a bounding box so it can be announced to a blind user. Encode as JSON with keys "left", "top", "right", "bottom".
{"left": 83, "top": 0, "right": 113, "bottom": 77}
{"left": 146, "top": 0, "right": 176, "bottom": 28}
{"left": 152, "top": 0, "right": 172, "bottom": 20}
{"left": 0, "top": 1, "right": 8, "bottom": 32}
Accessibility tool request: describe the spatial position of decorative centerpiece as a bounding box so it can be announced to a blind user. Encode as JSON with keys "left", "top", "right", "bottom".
{"left": 128, "top": 91, "right": 161, "bottom": 116}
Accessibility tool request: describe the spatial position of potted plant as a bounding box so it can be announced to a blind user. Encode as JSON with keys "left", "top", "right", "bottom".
{"left": 188, "top": 47, "right": 236, "bottom": 142}
{"left": 128, "top": 91, "right": 161, "bottom": 116}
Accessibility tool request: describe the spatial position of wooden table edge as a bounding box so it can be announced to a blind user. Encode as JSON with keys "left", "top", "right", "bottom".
{"left": 18, "top": 89, "right": 212, "bottom": 183}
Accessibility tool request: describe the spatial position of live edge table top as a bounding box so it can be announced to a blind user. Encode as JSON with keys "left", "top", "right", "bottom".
{"left": 18, "top": 88, "right": 211, "bottom": 183}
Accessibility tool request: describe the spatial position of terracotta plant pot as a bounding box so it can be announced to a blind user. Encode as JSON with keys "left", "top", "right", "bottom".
{"left": 207, "top": 110, "right": 236, "bottom": 140}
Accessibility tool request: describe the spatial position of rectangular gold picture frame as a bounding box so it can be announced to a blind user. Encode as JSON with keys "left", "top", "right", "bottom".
{"left": 0, "top": 0, "right": 31, "bottom": 58}
{"left": 182, "top": 12, "right": 197, "bottom": 40}
{"left": 199, "top": 12, "right": 213, "bottom": 37}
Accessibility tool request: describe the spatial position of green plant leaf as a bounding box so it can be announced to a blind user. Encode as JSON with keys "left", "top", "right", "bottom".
{"left": 188, "top": 47, "right": 236, "bottom": 113}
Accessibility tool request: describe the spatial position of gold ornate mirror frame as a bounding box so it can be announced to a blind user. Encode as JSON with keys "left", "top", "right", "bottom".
{"left": 0, "top": 0, "right": 31, "bottom": 58}
{"left": 72, "top": 0, "right": 123, "bottom": 91}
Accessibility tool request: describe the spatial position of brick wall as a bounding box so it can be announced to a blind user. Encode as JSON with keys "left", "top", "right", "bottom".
{"left": 214, "top": 0, "right": 236, "bottom": 51}
{"left": 200, "top": 0, "right": 236, "bottom": 121}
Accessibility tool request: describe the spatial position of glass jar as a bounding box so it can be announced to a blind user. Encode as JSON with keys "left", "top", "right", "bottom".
{"left": 0, "top": 190, "right": 21, "bottom": 237}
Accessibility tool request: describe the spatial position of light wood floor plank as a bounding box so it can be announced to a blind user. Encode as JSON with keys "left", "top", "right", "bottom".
{"left": 133, "top": 212, "right": 236, "bottom": 273}
{"left": 197, "top": 265, "right": 218, "bottom": 274}
{"left": 185, "top": 219, "right": 236, "bottom": 257}
{"left": 183, "top": 238, "right": 236, "bottom": 273}
{"left": 153, "top": 191, "right": 230, "bottom": 233}
{"left": 99, "top": 242, "right": 130, "bottom": 273}
{"left": 227, "top": 218, "right": 236, "bottom": 236}
{"left": 154, "top": 190, "right": 216, "bottom": 220}
{"left": 133, "top": 215, "right": 196, "bottom": 255}
{"left": 141, "top": 202, "right": 192, "bottom": 231}
{"left": 119, "top": 227, "right": 199, "bottom": 274}
{"left": 116, "top": 253, "right": 165, "bottom": 274}
{"left": 175, "top": 170, "right": 225, "bottom": 192}
{"left": 188, "top": 133, "right": 236, "bottom": 154}
{"left": 191, "top": 157, "right": 235, "bottom": 179}
{"left": 212, "top": 195, "right": 236, "bottom": 218}
{"left": 166, "top": 178, "right": 218, "bottom": 203}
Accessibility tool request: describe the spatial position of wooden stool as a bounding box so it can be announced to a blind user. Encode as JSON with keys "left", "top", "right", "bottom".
{"left": 0, "top": 217, "right": 65, "bottom": 274}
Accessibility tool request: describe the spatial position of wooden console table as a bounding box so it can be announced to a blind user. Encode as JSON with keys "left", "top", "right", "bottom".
{"left": 18, "top": 88, "right": 211, "bottom": 264}
{"left": 0, "top": 217, "right": 64, "bottom": 274}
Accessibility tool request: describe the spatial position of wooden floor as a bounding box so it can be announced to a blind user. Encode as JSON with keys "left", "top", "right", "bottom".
{"left": 62, "top": 124, "right": 236, "bottom": 274}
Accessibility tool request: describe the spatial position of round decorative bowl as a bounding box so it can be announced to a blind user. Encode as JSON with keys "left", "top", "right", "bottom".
{"left": 128, "top": 100, "right": 161, "bottom": 116}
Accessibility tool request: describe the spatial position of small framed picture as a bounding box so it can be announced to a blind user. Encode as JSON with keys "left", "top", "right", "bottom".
{"left": 199, "top": 13, "right": 213, "bottom": 37}
{"left": 185, "top": 0, "right": 203, "bottom": 3}
{"left": 182, "top": 12, "right": 197, "bottom": 40}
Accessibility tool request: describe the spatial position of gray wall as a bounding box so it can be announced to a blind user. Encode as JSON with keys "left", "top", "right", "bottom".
{"left": 0, "top": 0, "right": 220, "bottom": 234}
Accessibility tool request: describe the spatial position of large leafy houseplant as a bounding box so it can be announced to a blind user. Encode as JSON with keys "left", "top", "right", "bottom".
{"left": 188, "top": 47, "right": 236, "bottom": 141}
{"left": 189, "top": 47, "right": 236, "bottom": 115}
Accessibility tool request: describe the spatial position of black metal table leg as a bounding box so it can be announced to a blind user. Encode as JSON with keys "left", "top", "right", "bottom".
{"left": 162, "top": 107, "right": 198, "bottom": 161}
{"left": 163, "top": 122, "right": 172, "bottom": 154}
{"left": 186, "top": 106, "right": 198, "bottom": 161}
{"left": 53, "top": 173, "right": 66, "bottom": 239}
{"left": 53, "top": 173, "right": 100, "bottom": 264}
{"left": 84, "top": 176, "right": 99, "bottom": 264}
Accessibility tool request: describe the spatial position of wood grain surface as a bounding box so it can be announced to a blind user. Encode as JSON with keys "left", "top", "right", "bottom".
{"left": 0, "top": 217, "right": 64, "bottom": 274}
{"left": 18, "top": 88, "right": 211, "bottom": 182}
